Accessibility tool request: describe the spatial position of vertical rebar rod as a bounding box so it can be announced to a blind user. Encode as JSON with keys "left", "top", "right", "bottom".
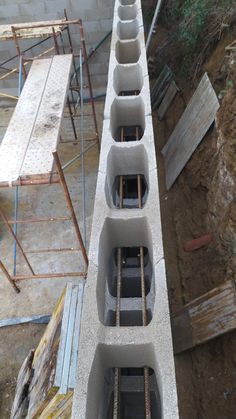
{"left": 13, "top": 54, "right": 23, "bottom": 276}
{"left": 79, "top": 48, "right": 87, "bottom": 249}
{"left": 59, "top": 28, "right": 77, "bottom": 108}
{"left": 11, "top": 26, "right": 27, "bottom": 79}
{"left": 113, "top": 125, "right": 124, "bottom": 418}
{"left": 52, "top": 151, "right": 88, "bottom": 267}
{"left": 135, "top": 122, "right": 151, "bottom": 418}
{"left": 64, "top": 9, "right": 80, "bottom": 89}
{"left": 53, "top": 27, "right": 78, "bottom": 142}
{"left": 0, "top": 209, "right": 35, "bottom": 275}
{"left": 0, "top": 261, "right": 20, "bottom": 293}
{"left": 113, "top": 246, "right": 122, "bottom": 419}
{"left": 78, "top": 19, "right": 100, "bottom": 150}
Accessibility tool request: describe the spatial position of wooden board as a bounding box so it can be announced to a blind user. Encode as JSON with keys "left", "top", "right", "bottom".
{"left": 38, "top": 391, "right": 73, "bottom": 418}
{"left": 172, "top": 280, "right": 236, "bottom": 354}
{"left": 0, "top": 314, "right": 50, "bottom": 327}
{"left": 162, "top": 73, "right": 219, "bottom": 190}
{"left": 0, "top": 54, "right": 72, "bottom": 186}
{"left": 54, "top": 283, "right": 84, "bottom": 393}
{"left": 10, "top": 350, "right": 34, "bottom": 419}
{"left": 0, "top": 20, "right": 65, "bottom": 41}
{"left": 151, "top": 65, "right": 174, "bottom": 110}
{"left": 26, "top": 288, "right": 66, "bottom": 418}
{"left": 157, "top": 80, "right": 179, "bottom": 120}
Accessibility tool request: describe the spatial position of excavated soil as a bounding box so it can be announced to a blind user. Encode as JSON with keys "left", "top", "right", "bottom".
{"left": 153, "top": 27, "right": 236, "bottom": 419}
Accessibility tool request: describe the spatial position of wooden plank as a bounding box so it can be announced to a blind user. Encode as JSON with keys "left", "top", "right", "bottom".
{"left": 27, "top": 288, "right": 66, "bottom": 418}
{"left": 10, "top": 349, "right": 34, "bottom": 419}
{"left": 68, "top": 283, "right": 84, "bottom": 389}
{"left": 38, "top": 391, "right": 73, "bottom": 418}
{"left": 59, "top": 285, "right": 78, "bottom": 394}
{"left": 157, "top": 80, "right": 179, "bottom": 120}
{"left": 0, "top": 314, "right": 50, "bottom": 327}
{"left": 0, "top": 20, "right": 65, "bottom": 41}
{"left": 21, "top": 54, "right": 72, "bottom": 177}
{"left": 0, "top": 58, "right": 51, "bottom": 184}
{"left": 172, "top": 280, "right": 236, "bottom": 354}
{"left": 54, "top": 284, "right": 73, "bottom": 388}
{"left": 162, "top": 73, "right": 220, "bottom": 190}
{"left": 151, "top": 65, "right": 174, "bottom": 110}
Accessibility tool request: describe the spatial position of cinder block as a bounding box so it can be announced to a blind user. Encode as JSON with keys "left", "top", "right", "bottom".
{"left": 19, "top": 2, "right": 46, "bottom": 16}
{"left": 0, "top": 4, "right": 20, "bottom": 18}
{"left": 71, "top": 0, "right": 179, "bottom": 417}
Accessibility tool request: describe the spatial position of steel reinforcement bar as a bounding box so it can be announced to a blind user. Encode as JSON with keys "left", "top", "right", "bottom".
{"left": 72, "top": 0, "right": 179, "bottom": 417}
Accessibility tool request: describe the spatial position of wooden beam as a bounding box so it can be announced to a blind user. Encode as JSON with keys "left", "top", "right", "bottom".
{"left": 172, "top": 280, "right": 236, "bottom": 354}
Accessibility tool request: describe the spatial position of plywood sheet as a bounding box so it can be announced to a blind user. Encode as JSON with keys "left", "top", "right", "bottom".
{"left": 172, "top": 280, "right": 236, "bottom": 353}
{"left": 0, "top": 54, "right": 72, "bottom": 185}
{"left": 162, "top": 73, "right": 219, "bottom": 190}
{"left": 0, "top": 20, "right": 65, "bottom": 41}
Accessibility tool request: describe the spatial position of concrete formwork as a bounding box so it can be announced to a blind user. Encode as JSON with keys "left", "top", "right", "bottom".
{"left": 72, "top": 0, "right": 179, "bottom": 417}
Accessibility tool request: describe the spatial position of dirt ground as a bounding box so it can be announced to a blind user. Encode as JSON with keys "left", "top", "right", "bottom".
{"left": 153, "top": 26, "right": 236, "bottom": 419}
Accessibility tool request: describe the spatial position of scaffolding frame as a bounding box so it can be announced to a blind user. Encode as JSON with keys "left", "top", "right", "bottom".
{"left": 0, "top": 150, "right": 88, "bottom": 294}
{"left": 0, "top": 13, "right": 103, "bottom": 293}
{"left": 0, "top": 9, "right": 100, "bottom": 149}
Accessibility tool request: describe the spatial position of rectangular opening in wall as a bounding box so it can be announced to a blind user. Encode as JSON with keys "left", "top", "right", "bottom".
{"left": 117, "top": 20, "right": 139, "bottom": 40}
{"left": 115, "top": 125, "right": 143, "bottom": 142}
{"left": 110, "top": 97, "right": 145, "bottom": 142}
{"left": 113, "top": 64, "right": 143, "bottom": 96}
{"left": 102, "top": 367, "right": 161, "bottom": 419}
{"left": 97, "top": 218, "right": 155, "bottom": 327}
{"left": 116, "top": 40, "right": 141, "bottom": 64}
{"left": 118, "top": 4, "right": 138, "bottom": 20}
{"left": 112, "top": 174, "right": 147, "bottom": 208}
{"left": 104, "top": 246, "right": 152, "bottom": 327}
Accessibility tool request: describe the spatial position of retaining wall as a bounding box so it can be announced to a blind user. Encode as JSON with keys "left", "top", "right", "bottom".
{"left": 72, "top": 0, "right": 179, "bottom": 417}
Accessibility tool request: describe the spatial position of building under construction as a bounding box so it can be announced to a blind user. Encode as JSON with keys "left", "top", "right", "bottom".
{"left": 0, "top": 0, "right": 236, "bottom": 418}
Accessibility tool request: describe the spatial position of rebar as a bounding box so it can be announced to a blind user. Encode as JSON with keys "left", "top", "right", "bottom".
{"left": 112, "top": 122, "right": 151, "bottom": 418}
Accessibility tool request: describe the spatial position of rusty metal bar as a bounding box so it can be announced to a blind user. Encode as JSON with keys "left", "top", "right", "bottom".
{"left": 0, "top": 260, "right": 20, "bottom": 293}
{"left": 11, "top": 26, "right": 27, "bottom": 79}
{"left": 113, "top": 246, "right": 122, "bottom": 419}
{"left": 13, "top": 271, "right": 86, "bottom": 281}
{"left": 78, "top": 19, "right": 100, "bottom": 150}
{"left": 53, "top": 151, "right": 88, "bottom": 267}
{"left": 7, "top": 216, "right": 71, "bottom": 224}
{"left": 13, "top": 20, "right": 80, "bottom": 31}
{"left": 64, "top": 8, "right": 80, "bottom": 89}
{"left": 0, "top": 209, "right": 35, "bottom": 275}
{"left": 25, "top": 247, "right": 80, "bottom": 254}
{"left": 52, "top": 26, "right": 60, "bottom": 54}
{"left": 137, "top": 145, "right": 151, "bottom": 417}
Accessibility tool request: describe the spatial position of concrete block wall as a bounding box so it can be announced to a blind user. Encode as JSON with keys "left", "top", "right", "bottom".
{"left": 72, "top": 0, "right": 179, "bottom": 417}
{"left": 0, "top": 0, "right": 114, "bottom": 93}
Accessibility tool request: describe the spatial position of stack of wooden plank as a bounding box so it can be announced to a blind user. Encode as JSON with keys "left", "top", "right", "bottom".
{"left": 11, "top": 283, "right": 84, "bottom": 418}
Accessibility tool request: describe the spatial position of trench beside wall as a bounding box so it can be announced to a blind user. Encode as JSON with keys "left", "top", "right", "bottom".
{"left": 71, "top": 0, "right": 179, "bottom": 417}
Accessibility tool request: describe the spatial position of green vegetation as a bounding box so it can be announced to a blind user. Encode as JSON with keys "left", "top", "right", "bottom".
{"left": 164, "top": 0, "right": 235, "bottom": 77}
